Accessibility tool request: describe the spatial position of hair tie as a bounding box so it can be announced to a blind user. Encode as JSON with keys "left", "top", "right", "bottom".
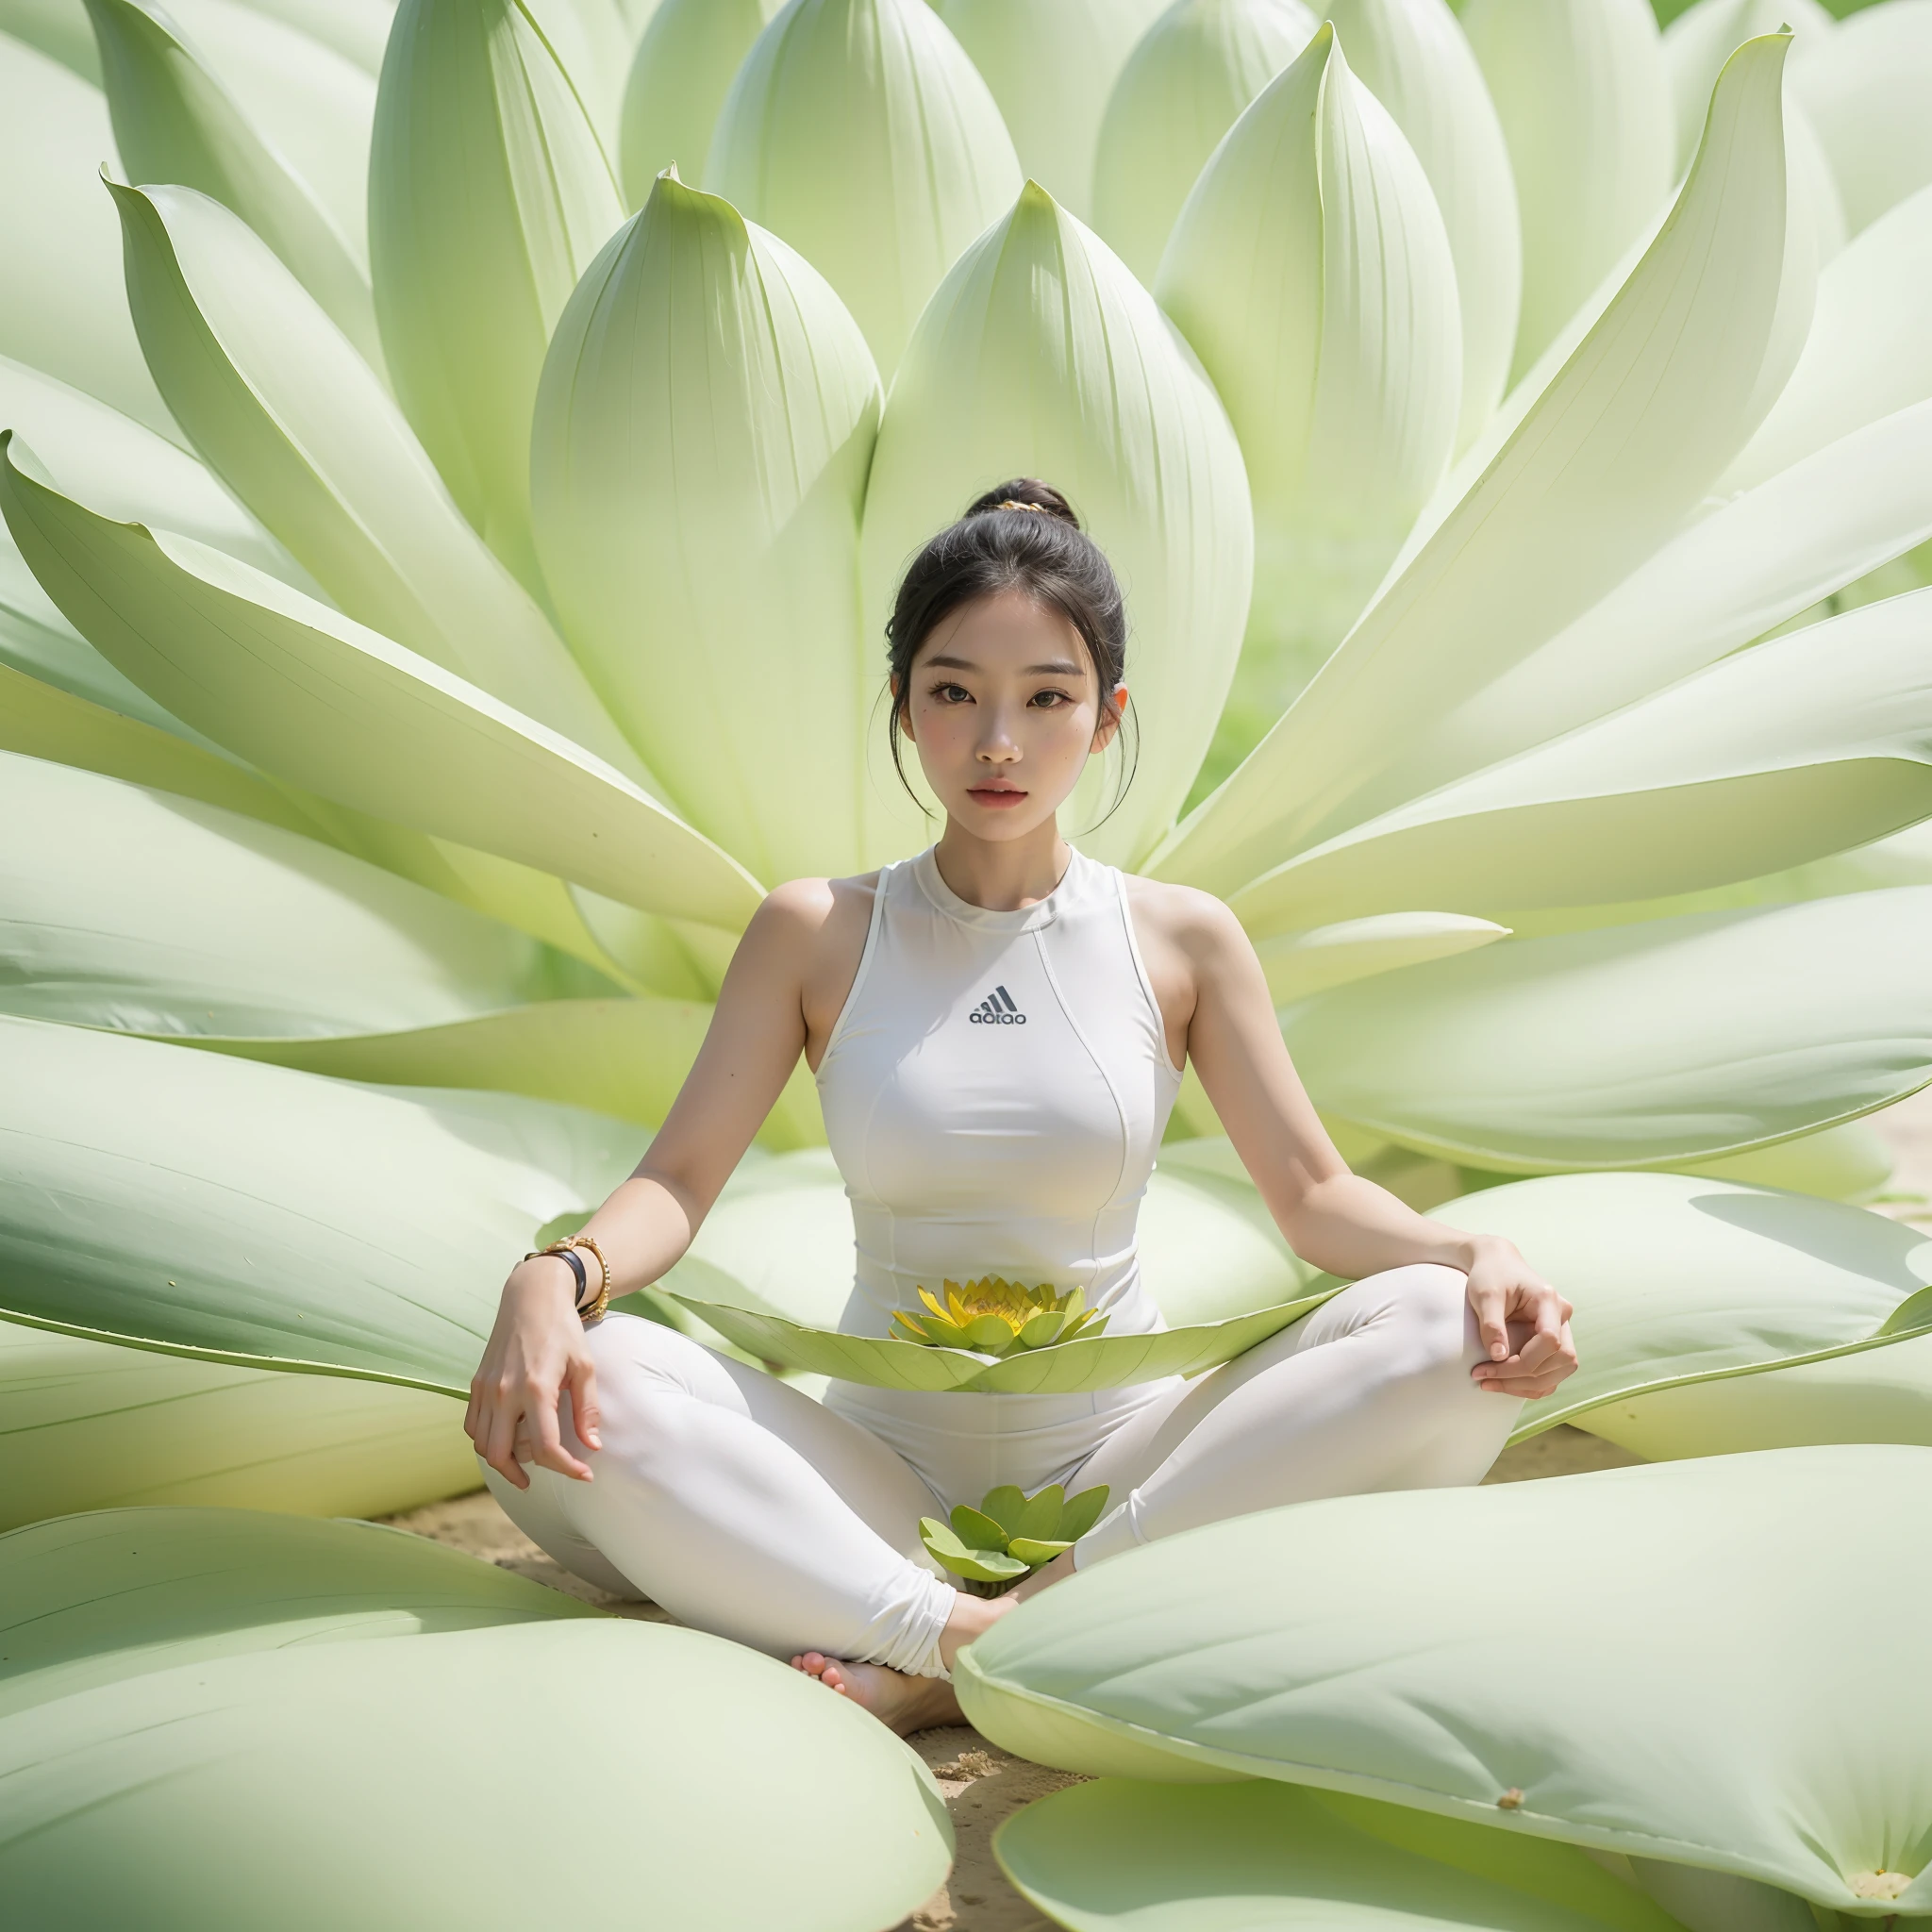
{"left": 994, "top": 499, "right": 1050, "bottom": 514}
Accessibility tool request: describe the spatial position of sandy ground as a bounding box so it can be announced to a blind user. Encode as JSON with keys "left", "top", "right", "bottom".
{"left": 383, "top": 1092, "right": 1932, "bottom": 1930}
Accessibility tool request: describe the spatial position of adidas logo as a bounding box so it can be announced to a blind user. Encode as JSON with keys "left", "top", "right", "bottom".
{"left": 969, "top": 984, "right": 1027, "bottom": 1025}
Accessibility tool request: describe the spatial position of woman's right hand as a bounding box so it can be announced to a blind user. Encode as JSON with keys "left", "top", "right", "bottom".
{"left": 464, "top": 1257, "right": 603, "bottom": 1488}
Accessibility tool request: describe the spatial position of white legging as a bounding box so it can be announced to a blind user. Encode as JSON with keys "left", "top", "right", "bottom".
{"left": 482, "top": 1264, "right": 1522, "bottom": 1679}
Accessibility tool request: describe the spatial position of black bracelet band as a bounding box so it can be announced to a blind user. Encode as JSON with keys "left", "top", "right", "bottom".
{"left": 551, "top": 1244, "right": 591, "bottom": 1308}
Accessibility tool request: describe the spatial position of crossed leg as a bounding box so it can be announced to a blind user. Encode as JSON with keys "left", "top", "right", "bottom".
{"left": 483, "top": 1266, "right": 1522, "bottom": 1733}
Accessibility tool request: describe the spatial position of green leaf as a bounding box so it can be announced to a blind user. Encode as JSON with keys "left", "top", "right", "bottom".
{"left": 85, "top": 0, "right": 381, "bottom": 365}
{"left": 1330, "top": 0, "right": 1522, "bottom": 453}
{"left": 0, "top": 0, "right": 106, "bottom": 82}
{"left": 616, "top": 0, "right": 783, "bottom": 208}
{"left": 1459, "top": 0, "right": 1672, "bottom": 380}
{"left": 531, "top": 173, "right": 881, "bottom": 882}
{"left": 859, "top": 181, "right": 1253, "bottom": 870}
{"left": 1286, "top": 888, "right": 1932, "bottom": 1171}
{"left": 705, "top": 0, "right": 1021, "bottom": 381}
{"left": 0, "top": 1321, "right": 475, "bottom": 1533}
{"left": 0, "top": 1014, "right": 644, "bottom": 1393}
{"left": 934, "top": 0, "right": 1169, "bottom": 222}
{"left": 108, "top": 179, "right": 645, "bottom": 775}
{"left": 1007, "top": 1536, "right": 1073, "bottom": 1566}
{"left": 958, "top": 1446, "right": 1932, "bottom": 1918}
{"left": 1789, "top": 0, "right": 1932, "bottom": 235}
{"left": 0, "top": 33, "right": 173, "bottom": 434}
{"left": 1578, "top": 1328, "right": 1932, "bottom": 1462}
{"left": 1014, "top": 1484, "right": 1067, "bottom": 1541}
{"left": 1090, "top": 0, "right": 1318, "bottom": 288}
{"left": 524, "top": 0, "right": 634, "bottom": 154}
{"left": 1229, "top": 588, "right": 1932, "bottom": 935}
{"left": 1257, "top": 913, "right": 1510, "bottom": 1004}
{"left": 668, "top": 1287, "right": 1343, "bottom": 1393}
{"left": 921, "top": 1516, "right": 1028, "bottom": 1582}
{"left": 0, "top": 446, "right": 764, "bottom": 930}
{"left": 223, "top": 0, "right": 400, "bottom": 76}
{"left": 1420, "top": 1172, "right": 1932, "bottom": 1441}
{"left": 0, "top": 1509, "right": 952, "bottom": 1928}
{"left": 369, "top": 0, "right": 625, "bottom": 593}
{"left": 1724, "top": 182, "right": 1932, "bottom": 492}
{"left": 1158, "top": 25, "right": 1462, "bottom": 741}
{"left": 1154, "top": 31, "right": 1805, "bottom": 898}
{"left": 995, "top": 1779, "right": 1691, "bottom": 1932}
{"left": 0, "top": 748, "right": 593, "bottom": 1039}
{"left": 1674, "top": 1115, "right": 1894, "bottom": 1202}
{"left": 978, "top": 1487, "right": 1031, "bottom": 1539}
{"left": 950, "top": 1503, "right": 1012, "bottom": 1552}
{"left": 1056, "top": 1483, "right": 1111, "bottom": 1543}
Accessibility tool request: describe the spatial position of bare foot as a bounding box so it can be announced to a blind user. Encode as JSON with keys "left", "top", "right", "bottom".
{"left": 789, "top": 1652, "right": 963, "bottom": 1735}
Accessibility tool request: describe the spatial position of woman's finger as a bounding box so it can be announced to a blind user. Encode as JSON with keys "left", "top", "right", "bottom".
{"left": 565, "top": 1353, "right": 603, "bottom": 1458}
{"left": 480, "top": 1386, "right": 531, "bottom": 1491}
{"left": 1468, "top": 1277, "right": 1511, "bottom": 1362}
{"left": 521, "top": 1377, "right": 592, "bottom": 1483}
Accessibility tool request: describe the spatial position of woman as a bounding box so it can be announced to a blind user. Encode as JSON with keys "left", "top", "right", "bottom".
{"left": 467, "top": 480, "right": 1577, "bottom": 1737}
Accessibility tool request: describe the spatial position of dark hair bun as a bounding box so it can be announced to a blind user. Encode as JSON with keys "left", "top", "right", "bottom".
{"left": 963, "top": 477, "right": 1081, "bottom": 530}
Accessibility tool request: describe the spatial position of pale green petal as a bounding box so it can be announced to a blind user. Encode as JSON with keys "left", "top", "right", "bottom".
{"left": 935, "top": 0, "right": 1169, "bottom": 222}
{"left": 0, "top": 1322, "right": 475, "bottom": 1532}
{"left": 1285, "top": 888, "right": 1932, "bottom": 1171}
{"left": 0, "top": 666, "right": 325, "bottom": 833}
{"left": 0, "top": 449, "right": 764, "bottom": 929}
{"left": 1425, "top": 1171, "right": 1932, "bottom": 1440}
{"left": 1158, "top": 25, "right": 1461, "bottom": 741}
{"left": 1228, "top": 588, "right": 1932, "bottom": 934}
{"left": 0, "top": 1511, "right": 952, "bottom": 1928}
{"left": 0, "top": 750, "right": 595, "bottom": 1041}
{"left": 184, "top": 995, "right": 828, "bottom": 1153}
{"left": 859, "top": 183, "right": 1253, "bottom": 869}
{"left": 956, "top": 1445, "right": 1932, "bottom": 1918}
{"left": 1579, "top": 1327, "right": 1932, "bottom": 1460}
{"left": 705, "top": 0, "right": 1022, "bottom": 381}
{"left": 85, "top": 0, "right": 380, "bottom": 365}
{"left": 616, "top": 0, "right": 783, "bottom": 208}
{"left": 0, "top": 34, "right": 173, "bottom": 435}
{"left": 1674, "top": 1115, "right": 1894, "bottom": 1202}
{"left": 225, "top": 0, "right": 398, "bottom": 75}
{"left": 673, "top": 1288, "right": 1342, "bottom": 1393}
{"left": 0, "top": 1014, "right": 644, "bottom": 1391}
{"left": 1663, "top": 0, "right": 1844, "bottom": 267}
{"left": 1, "top": 350, "right": 302, "bottom": 585}
{"left": 1790, "top": 0, "right": 1932, "bottom": 235}
{"left": 110, "top": 180, "right": 643, "bottom": 774}
{"left": 1329, "top": 0, "right": 1523, "bottom": 452}
{"left": 996, "top": 1780, "right": 1690, "bottom": 1932}
{"left": 524, "top": 0, "right": 633, "bottom": 153}
{"left": 1724, "top": 182, "right": 1932, "bottom": 493}
{"left": 369, "top": 0, "right": 625, "bottom": 592}
{"left": 1257, "top": 912, "right": 1509, "bottom": 1004}
{"left": 155, "top": 0, "right": 378, "bottom": 258}
{"left": 1460, "top": 0, "right": 1673, "bottom": 381}
{"left": 530, "top": 174, "right": 881, "bottom": 882}
{"left": 1091, "top": 0, "right": 1318, "bottom": 289}
{"left": 1366, "top": 398, "right": 1932, "bottom": 820}
{"left": 1153, "top": 35, "right": 1804, "bottom": 897}
{"left": 0, "top": 0, "right": 101, "bottom": 79}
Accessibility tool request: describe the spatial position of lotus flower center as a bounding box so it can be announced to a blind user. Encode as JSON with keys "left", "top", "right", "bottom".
{"left": 1849, "top": 1872, "right": 1912, "bottom": 1901}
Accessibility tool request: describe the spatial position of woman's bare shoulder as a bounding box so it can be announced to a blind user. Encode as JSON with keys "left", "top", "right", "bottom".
{"left": 1121, "top": 874, "right": 1245, "bottom": 956}
{"left": 744, "top": 873, "right": 881, "bottom": 979}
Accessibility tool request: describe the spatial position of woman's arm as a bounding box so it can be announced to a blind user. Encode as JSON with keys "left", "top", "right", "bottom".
{"left": 1132, "top": 883, "right": 1576, "bottom": 1401}
{"left": 466, "top": 879, "right": 862, "bottom": 1487}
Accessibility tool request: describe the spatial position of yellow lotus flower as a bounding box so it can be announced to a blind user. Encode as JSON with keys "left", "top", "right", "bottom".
{"left": 891, "top": 1276, "right": 1109, "bottom": 1356}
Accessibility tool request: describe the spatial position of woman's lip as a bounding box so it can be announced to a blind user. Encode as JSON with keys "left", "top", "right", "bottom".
{"left": 968, "top": 787, "right": 1027, "bottom": 806}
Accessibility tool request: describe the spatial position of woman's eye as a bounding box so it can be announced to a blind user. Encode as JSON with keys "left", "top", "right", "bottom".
{"left": 929, "top": 682, "right": 972, "bottom": 704}
{"left": 1029, "top": 689, "right": 1073, "bottom": 708}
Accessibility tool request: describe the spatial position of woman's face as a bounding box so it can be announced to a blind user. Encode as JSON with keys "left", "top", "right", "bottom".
{"left": 899, "top": 588, "right": 1124, "bottom": 843}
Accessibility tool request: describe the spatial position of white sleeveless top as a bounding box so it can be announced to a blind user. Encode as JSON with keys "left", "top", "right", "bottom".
{"left": 815, "top": 844, "right": 1185, "bottom": 1490}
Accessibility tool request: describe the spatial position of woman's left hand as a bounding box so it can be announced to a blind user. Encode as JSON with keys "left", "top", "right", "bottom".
{"left": 1463, "top": 1236, "right": 1576, "bottom": 1400}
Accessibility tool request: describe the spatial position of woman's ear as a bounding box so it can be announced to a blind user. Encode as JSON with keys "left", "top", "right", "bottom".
{"left": 891, "top": 673, "right": 916, "bottom": 743}
{"left": 1091, "top": 683, "right": 1128, "bottom": 752}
